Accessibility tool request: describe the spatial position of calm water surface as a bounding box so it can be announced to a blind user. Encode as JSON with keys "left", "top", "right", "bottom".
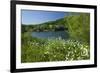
{"left": 31, "top": 31, "right": 69, "bottom": 40}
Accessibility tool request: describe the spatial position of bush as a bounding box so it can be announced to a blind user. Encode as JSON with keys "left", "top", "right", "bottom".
{"left": 64, "top": 13, "right": 90, "bottom": 43}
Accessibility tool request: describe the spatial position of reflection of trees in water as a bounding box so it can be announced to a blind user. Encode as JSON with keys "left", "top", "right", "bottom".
{"left": 55, "top": 25, "right": 68, "bottom": 31}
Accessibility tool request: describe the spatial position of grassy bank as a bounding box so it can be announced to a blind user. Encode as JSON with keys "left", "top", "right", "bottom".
{"left": 21, "top": 33, "right": 90, "bottom": 63}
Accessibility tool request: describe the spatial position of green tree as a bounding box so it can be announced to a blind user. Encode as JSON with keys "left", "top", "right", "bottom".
{"left": 64, "top": 13, "right": 90, "bottom": 43}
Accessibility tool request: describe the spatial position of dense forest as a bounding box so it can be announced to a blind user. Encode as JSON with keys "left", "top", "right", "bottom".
{"left": 21, "top": 13, "right": 90, "bottom": 62}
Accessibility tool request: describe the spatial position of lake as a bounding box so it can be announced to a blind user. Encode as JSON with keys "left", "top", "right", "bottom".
{"left": 31, "top": 31, "right": 69, "bottom": 40}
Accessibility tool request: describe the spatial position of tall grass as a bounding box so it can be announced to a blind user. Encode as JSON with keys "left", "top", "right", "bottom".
{"left": 21, "top": 33, "right": 90, "bottom": 63}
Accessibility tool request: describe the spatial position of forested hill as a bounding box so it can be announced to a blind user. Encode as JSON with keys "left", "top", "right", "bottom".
{"left": 22, "top": 18, "right": 68, "bottom": 32}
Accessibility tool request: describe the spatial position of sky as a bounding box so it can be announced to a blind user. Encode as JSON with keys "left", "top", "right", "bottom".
{"left": 21, "top": 10, "right": 67, "bottom": 25}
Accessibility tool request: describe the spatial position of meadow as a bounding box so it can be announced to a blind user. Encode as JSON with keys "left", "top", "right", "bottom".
{"left": 21, "top": 33, "right": 90, "bottom": 63}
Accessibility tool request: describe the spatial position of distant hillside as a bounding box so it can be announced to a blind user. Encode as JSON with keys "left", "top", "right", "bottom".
{"left": 22, "top": 18, "right": 68, "bottom": 32}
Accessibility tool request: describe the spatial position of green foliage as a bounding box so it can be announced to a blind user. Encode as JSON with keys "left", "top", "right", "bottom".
{"left": 21, "top": 33, "right": 90, "bottom": 63}
{"left": 21, "top": 33, "right": 47, "bottom": 62}
{"left": 64, "top": 13, "right": 90, "bottom": 43}
{"left": 43, "top": 38, "right": 90, "bottom": 61}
